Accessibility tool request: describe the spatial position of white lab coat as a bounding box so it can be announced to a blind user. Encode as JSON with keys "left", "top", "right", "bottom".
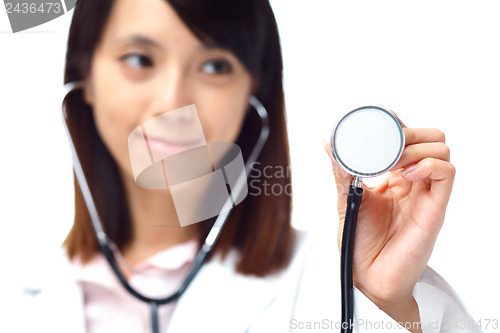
{"left": 2, "top": 229, "right": 481, "bottom": 332}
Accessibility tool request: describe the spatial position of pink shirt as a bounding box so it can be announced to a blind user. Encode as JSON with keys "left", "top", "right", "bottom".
{"left": 70, "top": 239, "right": 199, "bottom": 333}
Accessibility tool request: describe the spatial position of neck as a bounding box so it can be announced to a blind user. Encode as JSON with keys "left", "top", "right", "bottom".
{"left": 119, "top": 171, "right": 200, "bottom": 267}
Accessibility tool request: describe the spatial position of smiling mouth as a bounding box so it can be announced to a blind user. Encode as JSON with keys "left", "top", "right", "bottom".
{"left": 145, "top": 136, "right": 204, "bottom": 156}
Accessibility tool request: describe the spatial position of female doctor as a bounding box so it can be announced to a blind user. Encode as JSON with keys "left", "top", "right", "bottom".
{"left": 4, "top": 0, "right": 481, "bottom": 332}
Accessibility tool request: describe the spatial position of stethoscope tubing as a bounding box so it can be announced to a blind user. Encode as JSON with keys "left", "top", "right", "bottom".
{"left": 334, "top": 105, "right": 404, "bottom": 333}
{"left": 61, "top": 81, "right": 270, "bottom": 333}
{"left": 340, "top": 183, "right": 363, "bottom": 333}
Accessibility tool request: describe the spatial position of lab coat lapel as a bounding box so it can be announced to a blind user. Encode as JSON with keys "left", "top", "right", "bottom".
{"left": 23, "top": 277, "right": 86, "bottom": 333}
{"left": 167, "top": 250, "right": 281, "bottom": 332}
{"left": 15, "top": 247, "right": 86, "bottom": 333}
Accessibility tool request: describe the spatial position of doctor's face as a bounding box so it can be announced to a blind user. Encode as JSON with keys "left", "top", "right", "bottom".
{"left": 83, "top": 0, "right": 253, "bottom": 181}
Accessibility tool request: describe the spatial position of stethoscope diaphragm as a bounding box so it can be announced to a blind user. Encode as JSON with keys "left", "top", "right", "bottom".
{"left": 331, "top": 105, "right": 405, "bottom": 178}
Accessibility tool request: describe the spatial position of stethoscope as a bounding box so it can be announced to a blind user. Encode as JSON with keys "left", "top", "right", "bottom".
{"left": 331, "top": 105, "right": 405, "bottom": 333}
{"left": 61, "top": 81, "right": 270, "bottom": 333}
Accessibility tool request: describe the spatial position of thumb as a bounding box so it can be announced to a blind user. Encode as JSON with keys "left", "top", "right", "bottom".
{"left": 324, "top": 137, "right": 355, "bottom": 253}
{"left": 323, "top": 137, "right": 354, "bottom": 205}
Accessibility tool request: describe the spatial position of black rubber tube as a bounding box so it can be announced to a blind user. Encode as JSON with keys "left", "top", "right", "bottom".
{"left": 150, "top": 302, "right": 159, "bottom": 333}
{"left": 340, "top": 185, "right": 363, "bottom": 333}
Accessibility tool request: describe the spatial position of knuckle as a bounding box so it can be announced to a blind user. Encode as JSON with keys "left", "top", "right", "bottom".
{"left": 448, "top": 163, "right": 456, "bottom": 176}
{"left": 432, "top": 128, "right": 446, "bottom": 143}
{"left": 437, "top": 142, "right": 450, "bottom": 158}
{"left": 421, "top": 157, "right": 435, "bottom": 169}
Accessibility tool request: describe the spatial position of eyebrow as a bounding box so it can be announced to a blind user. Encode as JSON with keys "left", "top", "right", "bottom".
{"left": 113, "top": 34, "right": 228, "bottom": 53}
{"left": 114, "top": 34, "right": 163, "bottom": 48}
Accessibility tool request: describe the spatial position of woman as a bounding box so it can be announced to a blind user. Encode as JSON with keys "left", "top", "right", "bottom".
{"left": 8, "top": 0, "right": 480, "bottom": 332}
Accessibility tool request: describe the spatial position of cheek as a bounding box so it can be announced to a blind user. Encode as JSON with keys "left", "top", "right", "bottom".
{"left": 196, "top": 81, "right": 251, "bottom": 143}
{"left": 90, "top": 60, "right": 147, "bottom": 173}
{"left": 198, "top": 97, "right": 248, "bottom": 143}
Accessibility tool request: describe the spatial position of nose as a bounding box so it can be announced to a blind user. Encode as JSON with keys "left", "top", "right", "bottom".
{"left": 146, "top": 65, "right": 195, "bottom": 123}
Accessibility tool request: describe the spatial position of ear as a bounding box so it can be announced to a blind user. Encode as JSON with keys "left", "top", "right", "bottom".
{"left": 83, "top": 79, "right": 94, "bottom": 106}
{"left": 247, "top": 80, "right": 259, "bottom": 114}
{"left": 250, "top": 77, "right": 259, "bottom": 97}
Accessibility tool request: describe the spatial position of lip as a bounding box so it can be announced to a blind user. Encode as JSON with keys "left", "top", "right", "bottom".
{"left": 145, "top": 137, "right": 204, "bottom": 156}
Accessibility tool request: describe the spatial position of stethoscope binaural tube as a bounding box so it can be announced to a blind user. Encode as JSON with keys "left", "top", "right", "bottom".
{"left": 61, "top": 81, "right": 270, "bottom": 333}
{"left": 331, "top": 106, "right": 405, "bottom": 333}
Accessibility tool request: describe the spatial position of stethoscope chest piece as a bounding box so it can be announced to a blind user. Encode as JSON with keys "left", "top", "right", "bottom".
{"left": 331, "top": 105, "right": 405, "bottom": 179}
{"left": 331, "top": 105, "right": 405, "bottom": 333}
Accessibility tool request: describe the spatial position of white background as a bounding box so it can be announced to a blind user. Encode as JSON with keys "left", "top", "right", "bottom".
{"left": 1, "top": 0, "right": 499, "bottom": 330}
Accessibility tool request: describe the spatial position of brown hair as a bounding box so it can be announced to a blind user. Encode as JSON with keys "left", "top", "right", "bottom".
{"left": 63, "top": 0, "right": 295, "bottom": 276}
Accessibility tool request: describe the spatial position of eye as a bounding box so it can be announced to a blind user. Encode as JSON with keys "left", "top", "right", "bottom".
{"left": 200, "top": 59, "right": 233, "bottom": 75}
{"left": 120, "top": 53, "right": 154, "bottom": 69}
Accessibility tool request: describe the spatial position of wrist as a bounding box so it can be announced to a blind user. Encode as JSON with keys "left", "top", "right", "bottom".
{"left": 359, "top": 290, "right": 422, "bottom": 333}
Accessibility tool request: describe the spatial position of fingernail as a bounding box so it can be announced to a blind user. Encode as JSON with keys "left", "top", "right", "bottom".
{"left": 323, "top": 137, "right": 331, "bottom": 149}
{"left": 400, "top": 164, "right": 417, "bottom": 176}
{"left": 323, "top": 139, "right": 334, "bottom": 161}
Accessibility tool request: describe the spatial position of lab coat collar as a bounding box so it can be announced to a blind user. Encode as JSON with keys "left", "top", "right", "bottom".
{"left": 19, "top": 246, "right": 286, "bottom": 333}
{"left": 16, "top": 246, "right": 86, "bottom": 333}
{"left": 167, "top": 249, "right": 284, "bottom": 332}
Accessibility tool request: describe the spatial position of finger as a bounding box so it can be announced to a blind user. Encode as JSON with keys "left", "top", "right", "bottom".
{"left": 404, "top": 128, "right": 446, "bottom": 146}
{"left": 323, "top": 138, "right": 354, "bottom": 199}
{"left": 391, "top": 142, "right": 451, "bottom": 171}
{"left": 377, "top": 106, "right": 407, "bottom": 128}
{"left": 399, "top": 157, "right": 456, "bottom": 207}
